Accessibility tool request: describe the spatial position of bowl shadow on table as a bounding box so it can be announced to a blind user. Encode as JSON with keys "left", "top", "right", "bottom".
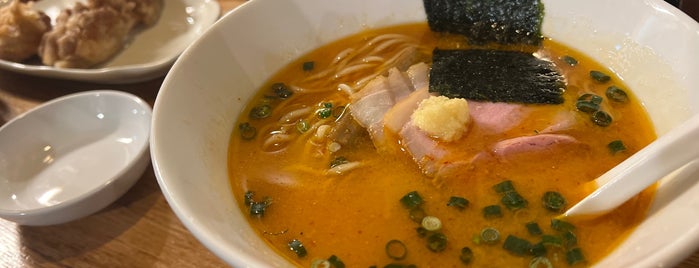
{"left": 16, "top": 165, "right": 170, "bottom": 266}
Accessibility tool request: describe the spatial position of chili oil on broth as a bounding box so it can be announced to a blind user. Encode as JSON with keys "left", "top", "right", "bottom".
{"left": 227, "top": 23, "right": 656, "bottom": 267}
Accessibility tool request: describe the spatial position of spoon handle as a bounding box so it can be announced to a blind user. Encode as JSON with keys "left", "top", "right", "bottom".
{"left": 564, "top": 113, "right": 699, "bottom": 218}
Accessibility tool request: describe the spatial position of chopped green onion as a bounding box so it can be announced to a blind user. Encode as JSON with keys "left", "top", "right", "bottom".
{"left": 561, "top": 55, "right": 578, "bottom": 66}
{"left": 542, "top": 191, "right": 566, "bottom": 212}
{"left": 503, "top": 235, "right": 533, "bottom": 256}
{"left": 575, "top": 100, "right": 600, "bottom": 114}
{"left": 590, "top": 70, "right": 611, "bottom": 83}
{"left": 244, "top": 191, "right": 255, "bottom": 206}
{"left": 606, "top": 85, "right": 629, "bottom": 102}
{"left": 591, "top": 110, "right": 613, "bottom": 126}
{"left": 480, "top": 227, "right": 500, "bottom": 244}
{"left": 483, "top": 205, "right": 503, "bottom": 218}
{"left": 296, "top": 120, "right": 310, "bottom": 133}
{"left": 447, "top": 196, "right": 470, "bottom": 210}
{"left": 530, "top": 242, "right": 547, "bottom": 257}
{"left": 416, "top": 227, "right": 428, "bottom": 238}
{"left": 421, "top": 216, "right": 442, "bottom": 231}
{"left": 529, "top": 256, "right": 553, "bottom": 268}
{"left": 608, "top": 140, "right": 627, "bottom": 154}
{"left": 540, "top": 235, "right": 563, "bottom": 248}
{"left": 563, "top": 230, "right": 578, "bottom": 248}
{"left": 460, "top": 247, "right": 474, "bottom": 264}
{"left": 501, "top": 191, "right": 528, "bottom": 210}
{"left": 566, "top": 248, "right": 586, "bottom": 265}
{"left": 288, "top": 239, "right": 307, "bottom": 258}
{"left": 271, "top": 82, "right": 293, "bottom": 99}
{"left": 427, "top": 233, "right": 448, "bottom": 252}
{"left": 238, "top": 122, "right": 257, "bottom": 140}
{"left": 328, "top": 255, "right": 345, "bottom": 268}
{"left": 578, "top": 93, "right": 604, "bottom": 105}
{"left": 317, "top": 108, "right": 332, "bottom": 119}
{"left": 526, "top": 222, "right": 543, "bottom": 236}
{"left": 329, "top": 156, "right": 349, "bottom": 168}
{"left": 400, "top": 191, "right": 423, "bottom": 209}
{"left": 302, "top": 61, "right": 315, "bottom": 71}
{"left": 409, "top": 208, "right": 427, "bottom": 223}
{"left": 551, "top": 219, "right": 576, "bottom": 232}
{"left": 385, "top": 240, "right": 408, "bottom": 260}
{"left": 250, "top": 200, "right": 271, "bottom": 216}
{"left": 249, "top": 104, "right": 272, "bottom": 119}
{"left": 493, "top": 180, "right": 515, "bottom": 193}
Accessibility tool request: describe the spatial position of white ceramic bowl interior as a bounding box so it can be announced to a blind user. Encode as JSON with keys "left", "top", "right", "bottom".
{"left": 151, "top": 0, "right": 699, "bottom": 267}
{"left": 0, "top": 90, "right": 152, "bottom": 226}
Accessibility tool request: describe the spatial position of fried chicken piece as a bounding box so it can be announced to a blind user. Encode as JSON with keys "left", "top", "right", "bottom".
{"left": 0, "top": 0, "right": 51, "bottom": 62}
{"left": 38, "top": 0, "right": 162, "bottom": 68}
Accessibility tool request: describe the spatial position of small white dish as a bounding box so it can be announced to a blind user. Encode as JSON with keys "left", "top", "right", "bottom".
{"left": 0, "top": 0, "right": 220, "bottom": 84}
{"left": 0, "top": 90, "right": 152, "bottom": 226}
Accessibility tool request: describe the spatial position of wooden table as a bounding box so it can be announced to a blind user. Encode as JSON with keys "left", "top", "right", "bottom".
{"left": 1, "top": 1, "right": 698, "bottom": 267}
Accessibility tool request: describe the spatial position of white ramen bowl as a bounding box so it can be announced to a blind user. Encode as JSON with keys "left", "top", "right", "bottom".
{"left": 151, "top": 0, "right": 699, "bottom": 267}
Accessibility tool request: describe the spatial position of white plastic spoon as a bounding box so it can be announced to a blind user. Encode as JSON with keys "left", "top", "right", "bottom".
{"left": 563, "top": 113, "right": 699, "bottom": 218}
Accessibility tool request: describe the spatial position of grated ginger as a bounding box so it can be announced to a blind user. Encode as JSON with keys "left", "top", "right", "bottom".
{"left": 411, "top": 96, "right": 470, "bottom": 142}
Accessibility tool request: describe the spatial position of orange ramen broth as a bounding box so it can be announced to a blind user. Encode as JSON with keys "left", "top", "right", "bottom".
{"left": 228, "top": 23, "right": 656, "bottom": 267}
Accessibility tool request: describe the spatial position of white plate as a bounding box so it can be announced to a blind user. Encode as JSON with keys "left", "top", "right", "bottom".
{"left": 0, "top": 0, "right": 220, "bottom": 84}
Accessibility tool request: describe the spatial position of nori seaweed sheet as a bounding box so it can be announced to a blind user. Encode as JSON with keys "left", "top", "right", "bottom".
{"left": 429, "top": 49, "right": 565, "bottom": 104}
{"left": 423, "top": 0, "right": 544, "bottom": 46}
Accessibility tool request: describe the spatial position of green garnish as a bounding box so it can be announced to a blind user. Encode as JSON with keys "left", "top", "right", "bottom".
{"left": 296, "top": 120, "right": 310, "bottom": 133}
{"left": 551, "top": 219, "right": 576, "bottom": 232}
{"left": 530, "top": 242, "right": 547, "bottom": 257}
{"left": 526, "top": 222, "right": 543, "bottom": 236}
{"left": 329, "top": 156, "right": 349, "bottom": 168}
{"left": 483, "top": 205, "right": 503, "bottom": 218}
{"left": 316, "top": 102, "right": 333, "bottom": 119}
{"left": 327, "top": 255, "right": 345, "bottom": 268}
{"left": 271, "top": 82, "right": 293, "bottom": 99}
{"left": 427, "top": 233, "right": 448, "bottom": 252}
{"left": 541, "top": 191, "right": 566, "bottom": 212}
{"left": 250, "top": 199, "right": 271, "bottom": 216}
{"left": 493, "top": 180, "right": 516, "bottom": 193}
{"left": 575, "top": 100, "right": 600, "bottom": 114}
{"left": 238, "top": 122, "right": 257, "bottom": 140}
{"left": 501, "top": 191, "right": 528, "bottom": 210}
{"left": 591, "top": 110, "right": 613, "bottom": 127}
{"left": 480, "top": 227, "right": 501, "bottom": 244}
{"left": 249, "top": 104, "right": 272, "bottom": 119}
{"left": 502, "top": 235, "right": 533, "bottom": 256}
{"left": 288, "top": 239, "right": 307, "bottom": 258}
{"left": 409, "top": 208, "right": 427, "bottom": 223}
{"left": 385, "top": 240, "right": 408, "bottom": 260}
{"left": 447, "top": 196, "right": 470, "bottom": 210}
{"left": 608, "top": 140, "right": 627, "bottom": 154}
{"left": 244, "top": 191, "right": 255, "bottom": 206}
{"left": 590, "top": 70, "right": 611, "bottom": 83}
{"left": 566, "top": 248, "right": 586, "bottom": 265}
{"left": 563, "top": 230, "right": 578, "bottom": 248}
{"left": 400, "top": 191, "right": 424, "bottom": 209}
{"left": 460, "top": 247, "right": 474, "bottom": 264}
{"left": 302, "top": 61, "right": 315, "bottom": 71}
{"left": 540, "top": 235, "right": 563, "bottom": 248}
{"left": 606, "top": 85, "right": 629, "bottom": 102}
{"left": 561, "top": 55, "right": 578, "bottom": 66}
{"left": 422, "top": 216, "right": 442, "bottom": 232}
